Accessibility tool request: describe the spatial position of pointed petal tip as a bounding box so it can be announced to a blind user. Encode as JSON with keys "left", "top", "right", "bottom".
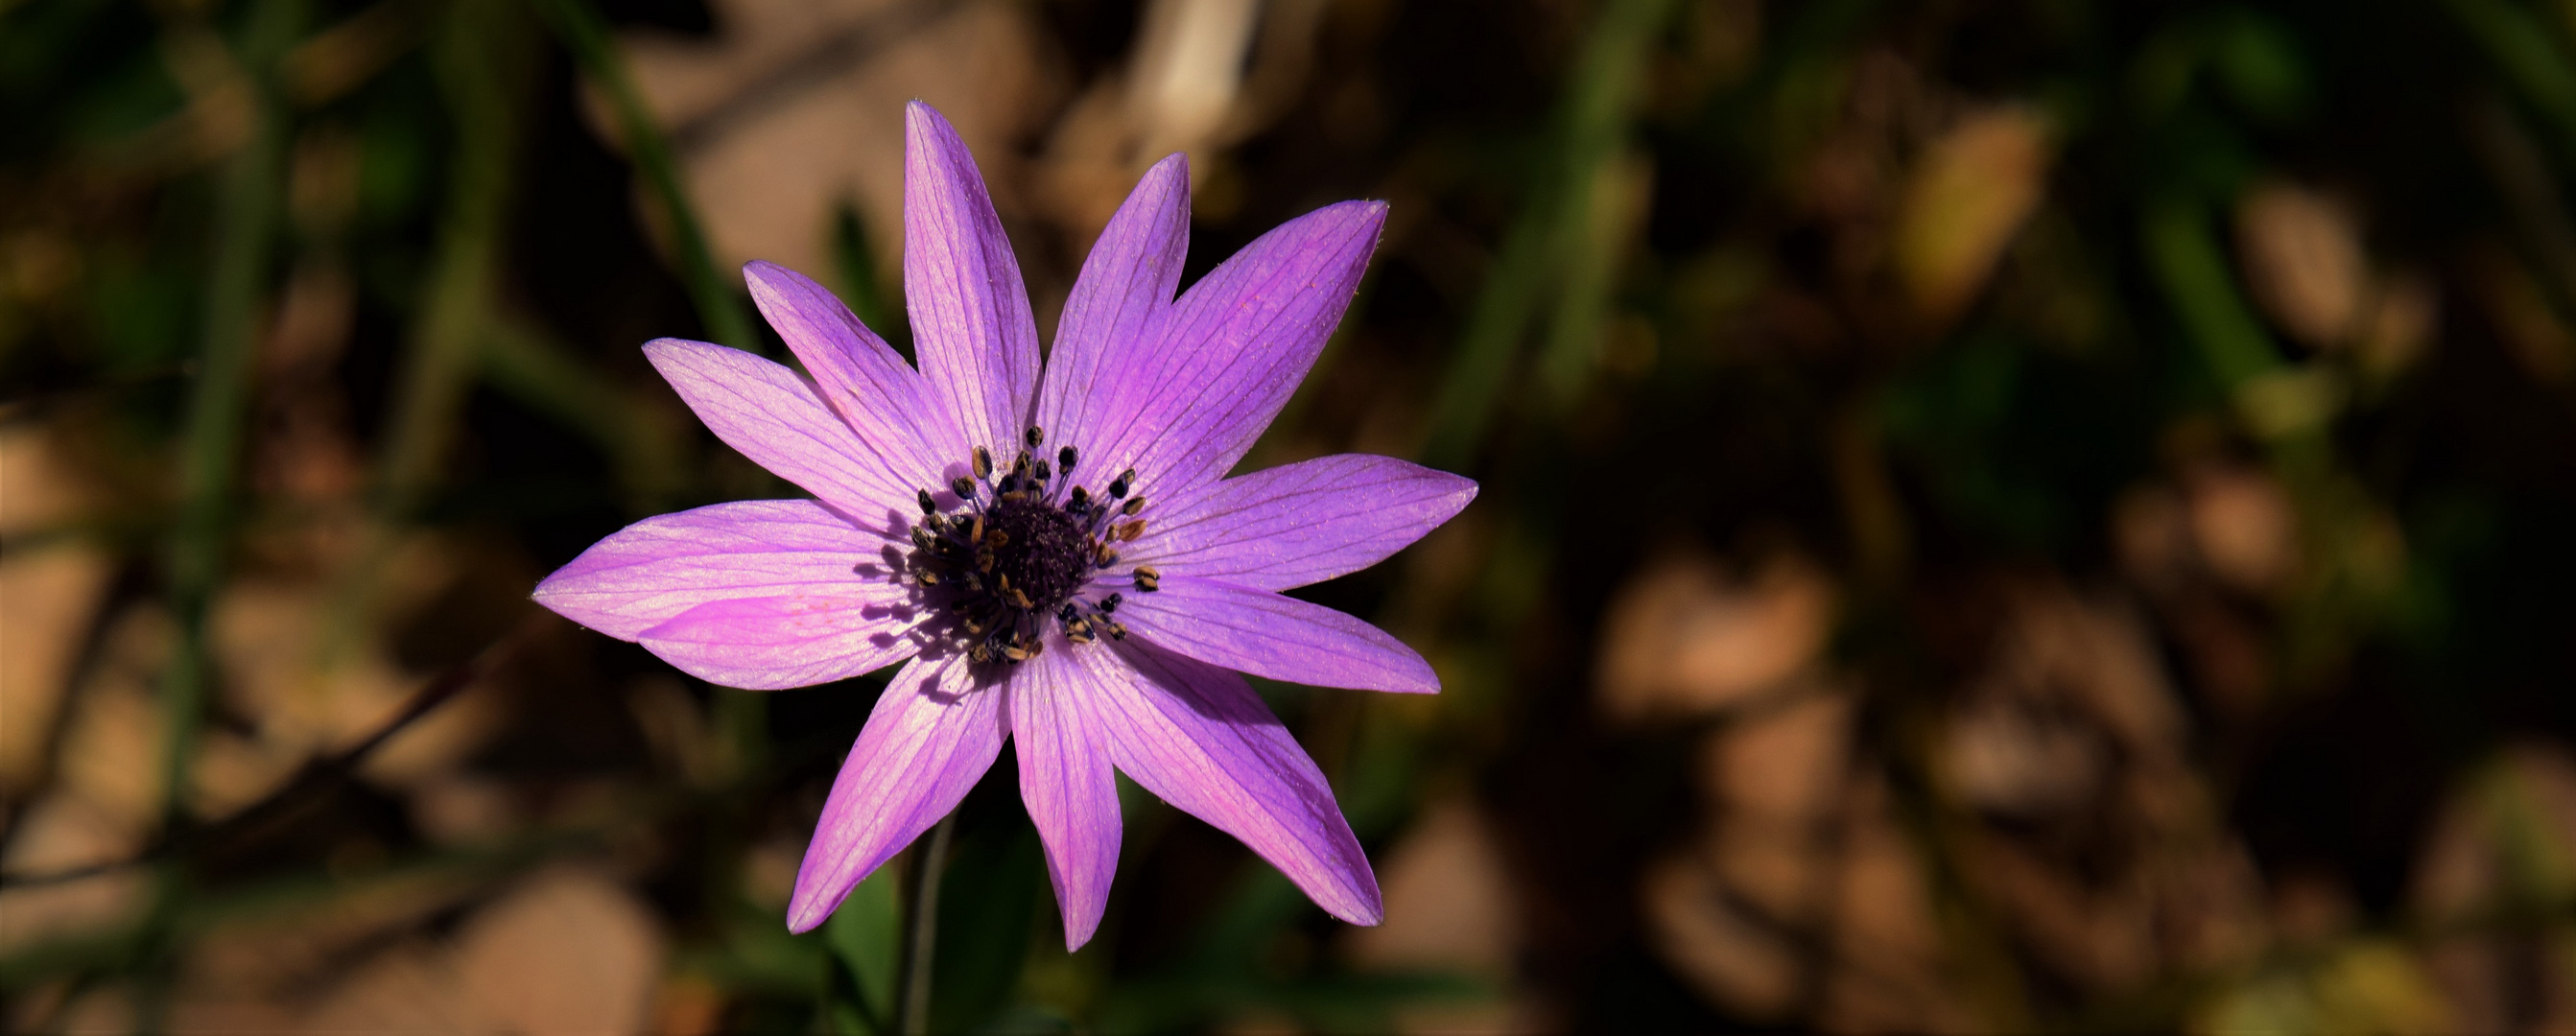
{"left": 785, "top": 877, "right": 846, "bottom": 932}
{"left": 1061, "top": 921, "right": 1099, "bottom": 953}
{"left": 738, "top": 260, "right": 815, "bottom": 307}
{"left": 905, "top": 99, "right": 955, "bottom": 141}
{"left": 1143, "top": 151, "right": 1190, "bottom": 181}
{"left": 1331, "top": 879, "right": 1385, "bottom": 927}
{"left": 741, "top": 259, "right": 800, "bottom": 295}
{"left": 639, "top": 336, "right": 717, "bottom": 365}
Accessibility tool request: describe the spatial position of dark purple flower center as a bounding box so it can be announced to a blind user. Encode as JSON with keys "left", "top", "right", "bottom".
{"left": 903, "top": 426, "right": 1157, "bottom": 664}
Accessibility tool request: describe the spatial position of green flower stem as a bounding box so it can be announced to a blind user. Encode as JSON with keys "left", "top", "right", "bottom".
{"left": 1419, "top": 0, "right": 1676, "bottom": 468}
{"left": 534, "top": 0, "right": 760, "bottom": 352}
{"left": 896, "top": 811, "right": 958, "bottom": 1036}
{"left": 158, "top": 0, "right": 307, "bottom": 842}
{"left": 324, "top": 0, "right": 533, "bottom": 657}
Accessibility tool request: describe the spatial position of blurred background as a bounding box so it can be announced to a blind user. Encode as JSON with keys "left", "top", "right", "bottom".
{"left": 6, "top": 0, "right": 2576, "bottom": 1031}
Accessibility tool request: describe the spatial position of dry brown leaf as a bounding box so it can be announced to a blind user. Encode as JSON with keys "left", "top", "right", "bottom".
{"left": 299, "top": 940, "right": 489, "bottom": 1035}
{"left": 1942, "top": 581, "right": 2271, "bottom": 994}
{"left": 2185, "top": 463, "right": 2297, "bottom": 597}
{"left": 2411, "top": 743, "right": 2576, "bottom": 1032}
{"left": 54, "top": 634, "right": 169, "bottom": 835}
{"left": 1347, "top": 796, "right": 1520, "bottom": 977}
{"left": 0, "top": 423, "right": 114, "bottom": 796}
{"left": 2359, "top": 271, "right": 2438, "bottom": 380}
{"left": 1595, "top": 551, "right": 1833, "bottom": 722}
{"left": 209, "top": 576, "right": 497, "bottom": 793}
{"left": 1817, "top": 779, "right": 1979, "bottom": 1035}
{"left": 0, "top": 795, "right": 150, "bottom": 954}
{"left": 2236, "top": 181, "right": 2367, "bottom": 350}
{"left": 1647, "top": 688, "right": 1856, "bottom": 1021}
{"left": 1039, "top": 0, "right": 1328, "bottom": 239}
{"left": 453, "top": 866, "right": 668, "bottom": 1036}
{"left": 614, "top": 0, "right": 1043, "bottom": 281}
{"left": 1893, "top": 106, "right": 2050, "bottom": 328}
{"left": 1641, "top": 849, "right": 1803, "bottom": 1020}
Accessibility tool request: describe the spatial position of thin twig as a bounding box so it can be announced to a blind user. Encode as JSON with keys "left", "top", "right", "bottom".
{"left": 0, "top": 617, "right": 532, "bottom": 889}
{"left": 532, "top": 0, "right": 758, "bottom": 352}
{"left": 895, "top": 810, "right": 957, "bottom": 1036}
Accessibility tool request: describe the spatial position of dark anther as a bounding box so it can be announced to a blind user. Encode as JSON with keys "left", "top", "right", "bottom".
{"left": 910, "top": 441, "right": 1160, "bottom": 664}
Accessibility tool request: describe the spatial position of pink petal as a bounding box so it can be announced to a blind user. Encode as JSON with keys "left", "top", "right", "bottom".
{"left": 788, "top": 655, "right": 1007, "bottom": 931}
{"left": 1130, "top": 454, "right": 1477, "bottom": 592}
{"left": 1008, "top": 642, "right": 1123, "bottom": 950}
{"left": 1078, "top": 200, "right": 1386, "bottom": 498}
{"left": 1035, "top": 154, "right": 1190, "bottom": 459}
{"left": 639, "top": 590, "right": 926, "bottom": 691}
{"left": 744, "top": 261, "right": 965, "bottom": 495}
{"left": 533, "top": 499, "right": 906, "bottom": 641}
{"left": 1077, "top": 641, "right": 1382, "bottom": 926}
{"left": 1110, "top": 576, "right": 1439, "bottom": 694}
{"left": 904, "top": 102, "right": 1039, "bottom": 462}
{"left": 644, "top": 339, "right": 916, "bottom": 534}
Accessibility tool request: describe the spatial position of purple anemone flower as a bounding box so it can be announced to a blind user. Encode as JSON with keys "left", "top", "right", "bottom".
{"left": 532, "top": 102, "right": 1475, "bottom": 948}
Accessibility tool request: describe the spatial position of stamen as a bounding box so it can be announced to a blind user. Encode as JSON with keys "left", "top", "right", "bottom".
{"left": 904, "top": 440, "right": 1160, "bottom": 665}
